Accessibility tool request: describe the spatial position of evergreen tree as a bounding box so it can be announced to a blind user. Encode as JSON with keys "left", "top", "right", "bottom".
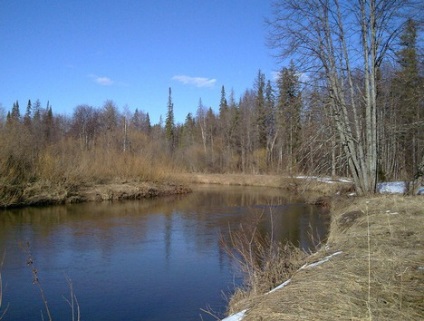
{"left": 165, "top": 87, "right": 175, "bottom": 151}
{"left": 219, "top": 85, "right": 228, "bottom": 118}
{"left": 11, "top": 100, "right": 20, "bottom": 121}
{"left": 278, "top": 62, "right": 302, "bottom": 173}
{"left": 24, "top": 99, "right": 32, "bottom": 126}
{"left": 33, "top": 99, "right": 41, "bottom": 124}
{"left": 394, "top": 18, "right": 423, "bottom": 176}
{"left": 255, "top": 70, "right": 267, "bottom": 148}
{"left": 265, "top": 80, "right": 276, "bottom": 165}
{"left": 144, "top": 112, "right": 152, "bottom": 135}
{"left": 132, "top": 108, "right": 142, "bottom": 129}
{"left": 44, "top": 106, "right": 54, "bottom": 142}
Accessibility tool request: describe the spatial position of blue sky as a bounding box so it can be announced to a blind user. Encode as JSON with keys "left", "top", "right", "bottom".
{"left": 1, "top": 0, "right": 277, "bottom": 124}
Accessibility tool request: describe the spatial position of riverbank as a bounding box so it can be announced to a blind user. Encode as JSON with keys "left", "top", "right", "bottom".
{"left": 177, "top": 173, "right": 353, "bottom": 195}
{"left": 224, "top": 195, "right": 424, "bottom": 320}
{"left": 0, "top": 180, "right": 191, "bottom": 208}
{"left": 0, "top": 173, "right": 353, "bottom": 209}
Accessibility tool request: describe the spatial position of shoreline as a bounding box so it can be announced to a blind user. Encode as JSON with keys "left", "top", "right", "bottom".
{"left": 2, "top": 174, "right": 421, "bottom": 319}
{"left": 0, "top": 173, "right": 353, "bottom": 209}
{"left": 0, "top": 181, "right": 192, "bottom": 209}
{"left": 223, "top": 195, "right": 424, "bottom": 320}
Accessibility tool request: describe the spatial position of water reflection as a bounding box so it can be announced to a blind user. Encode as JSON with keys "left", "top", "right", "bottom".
{"left": 0, "top": 185, "right": 329, "bottom": 321}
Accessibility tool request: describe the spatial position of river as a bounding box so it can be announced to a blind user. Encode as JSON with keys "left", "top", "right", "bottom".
{"left": 0, "top": 185, "right": 329, "bottom": 321}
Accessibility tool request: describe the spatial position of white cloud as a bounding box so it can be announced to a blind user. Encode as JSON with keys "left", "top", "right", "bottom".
{"left": 172, "top": 75, "right": 216, "bottom": 88}
{"left": 88, "top": 74, "right": 114, "bottom": 86}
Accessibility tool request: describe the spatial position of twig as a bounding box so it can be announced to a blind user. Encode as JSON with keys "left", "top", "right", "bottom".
{"left": 64, "top": 275, "right": 80, "bottom": 321}
{"left": 24, "top": 242, "right": 53, "bottom": 321}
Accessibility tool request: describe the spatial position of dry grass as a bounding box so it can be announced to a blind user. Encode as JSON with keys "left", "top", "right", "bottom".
{"left": 35, "top": 142, "right": 175, "bottom": 185}
{"left": 221, "top": 211, "right": 307, "bottom": 316}
{"left": 234, "top": 196, "right": 424, "bottom": 320}
{"left": 0, "top": 138, "right": 182, "bottom": 207}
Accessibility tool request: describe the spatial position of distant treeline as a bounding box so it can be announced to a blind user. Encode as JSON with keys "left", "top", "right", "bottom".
{"left": 1, "top": 21, "right": 423, "bottom": 188}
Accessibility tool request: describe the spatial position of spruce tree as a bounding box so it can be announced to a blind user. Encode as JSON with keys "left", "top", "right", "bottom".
{"left": 255, "top": 70, "right": 267, "bottom": 148}
{"left": 11, "top": 100, "right": 20, "bottom": 121}
{"left": 24, "top": 99, "right": 32, "bottom": 126}
{"left": 219, "top": 85, "right": 228, "bottom": 118}
{"left": 165, "top": 87, "right": 175, "bottom": 151}
{"left": 395, "top": 18, "right": 423, "bottom": 176}
{"left": 278, "top": 63, "right": 302, "bottom": 173}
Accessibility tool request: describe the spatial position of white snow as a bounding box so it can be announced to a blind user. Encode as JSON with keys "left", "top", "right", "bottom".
{"left": 377, "top": 181, "right": 407, "bottom": 194}
{"left": 299, "top": 251, "right": 343, "bottom": 270}
{"left": 295, "top": 175, "right": 424, "bottom": 195}
{"left": 294, "top": 175, "right": 352, "bottom": 184}
{"left": 267, "top": 279, "right": 291, "bottom": 294}
{"left": 221, "top": 309, "right": 247, "bottom": 321}
{"left": 221, "top": 251, "right": 343, "bottom": 320}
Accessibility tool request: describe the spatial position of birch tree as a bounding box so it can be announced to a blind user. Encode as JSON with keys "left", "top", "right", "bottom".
{"left": 268, "top": 0, "right": 420, "bottom": 194}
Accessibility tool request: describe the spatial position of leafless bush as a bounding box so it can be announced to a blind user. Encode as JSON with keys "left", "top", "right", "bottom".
{"left": 23, "top": 242, "right": 80, "bottom": 321}
{"left": 220, "top": 212, "right": 306, "bottom": 313}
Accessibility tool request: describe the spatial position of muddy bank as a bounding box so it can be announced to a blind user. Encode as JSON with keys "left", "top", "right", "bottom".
{"left": 0, "top": 181, "right": 192, "bottom": 208}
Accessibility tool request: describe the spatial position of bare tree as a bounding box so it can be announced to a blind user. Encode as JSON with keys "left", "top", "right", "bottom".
{"left": 268, "top": 0, "right": 421, "bottom": 194}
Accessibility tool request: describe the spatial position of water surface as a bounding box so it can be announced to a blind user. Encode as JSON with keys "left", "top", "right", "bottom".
{"left": 0, "top": 185, "right": 329, "bottom": 321}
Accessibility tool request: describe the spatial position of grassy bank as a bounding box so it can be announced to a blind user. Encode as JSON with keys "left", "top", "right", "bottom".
{"left": 0, "top": 142, "right": 194, "bottom": 208}
{"left": 0, "top": 172, "right": 351, "bottom": 208}
{"left": 0, "top": 181, "right": 191, "bottom": 208}
{"left": 226, "top": 195, "right": 424, "bottom": 320}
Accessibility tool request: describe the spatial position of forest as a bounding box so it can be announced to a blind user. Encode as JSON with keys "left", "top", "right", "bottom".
{"left": 0, "top": 13, "right": 422, "bottom": 195}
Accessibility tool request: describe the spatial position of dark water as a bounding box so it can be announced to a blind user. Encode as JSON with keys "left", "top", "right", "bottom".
{"left": 0, "top": 185, "right": 329, "bottom": 321}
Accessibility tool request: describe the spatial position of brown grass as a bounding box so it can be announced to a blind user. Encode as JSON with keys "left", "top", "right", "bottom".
{"left": 0, "top": 137, "right": 183, "bottom": 207}
{"left": 220, "top": 211, "right": 307, "bottom": 316}
{"left": 35, "top": 142, "right": 175, "bottom": 185}
{"left": 231, "top": 196, "right": 424, "bottom": 320}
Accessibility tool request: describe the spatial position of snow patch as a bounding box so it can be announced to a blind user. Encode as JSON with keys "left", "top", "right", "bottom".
{"left": 267, "top": 279, "right": 291, "bottom": 294}
{"left": 222, "top": 251, "right": 343, "bottom": 321}
{"left": 377, "top": 181, "right": 407, "bottom": 194}
{"left": 294, "top": 176, "right": 352, "bottom": 184}
{"left": 221, "top": 309, "right": 247, "bottom": 321}
{"left": 300, "top": 251, "right": 343, "bottom": 269}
